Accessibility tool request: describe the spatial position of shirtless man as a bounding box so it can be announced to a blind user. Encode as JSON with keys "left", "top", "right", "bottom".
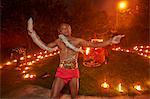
{"left": 27, "top": 18, "right": 124, "bottom": 99}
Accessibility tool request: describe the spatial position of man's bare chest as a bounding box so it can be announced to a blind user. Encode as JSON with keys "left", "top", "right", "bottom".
{"left": 57, "top": 39, "right": 79, "bottom": 49}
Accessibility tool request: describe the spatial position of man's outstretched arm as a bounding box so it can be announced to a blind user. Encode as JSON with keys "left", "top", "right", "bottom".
{"left": 79, "top": 35, "right": 125, "bottom": 47}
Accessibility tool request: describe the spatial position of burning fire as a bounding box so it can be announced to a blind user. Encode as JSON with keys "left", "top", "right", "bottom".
{"left": 134, "top": 85, "right": 142, "bottom": 91}
{"left": 85, "top": 47, "right": 90, "bottom": 55}
{"left": 117, "top": 83, "right": 124, "bottom": 92}
{"left": 6, "top": 61, "right": 12, "bottom": 65}
{"left": 101, "top": 82, "right": 110, "bottom": 88}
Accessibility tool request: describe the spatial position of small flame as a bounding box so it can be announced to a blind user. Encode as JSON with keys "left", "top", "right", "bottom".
{"left": 23, "top": 74, "right": 30, "bottom": 79}
{"left": 140, "top": 46, "right": 143, "bottom": 48}
{"left": 139, "top": 49, "right": 142, "bottom": 52}
{"left": 25, "top": 67, "right": 30, "bottom": 70}
{"left": 45, "top": 55, "right": 48, "bottom": 57}
{"left": 101, "top": 82, "right": 109, "bottom": 88}
{"left": 86, "top": 47, "right": 90, "bottom": 55}
{"left": 27, "top": 55, "right": 31, "bottom": 58}
{"left": 22, "top": 70, "right": 26, "bottom": 73}
{"left": 30, "top": 74, "right": 36, "bottom": 78}
{"left": 40, "top": 56, "right": 44, "bottom": 59}
{"left": 27, "top": 62, "right": 32, "bottom": 65}
{"left": 37, "top": 55, "right": 41, "bottom": 59}
{"left": 6, "top": 61, "right": 12, "bottom": 65}
{"left": 117, "top": 83, "right": 124, "bottom": 92}
{"left": 54, "top": 53, "right": 57, "bottom": 55}
{"left": 13, "top": 59, "right": 17, "bottom": 62}
{"left": 32, "top": 61, "right": 36, "bottom": 63}
{"left": 36, "top": 59, "right": 40, "bottom": 61}
{"left": 134, "top": 85, "right": 142, "bottom": 91}
{"left": 20, "top": 57, "right": 24, "bottom": 60}
{"left": 145, "top": 50, "right": 148, "bottom": 53}
{"left": 126, "top": 50, "right": 129, "bottom": 52}
{"left": 0, "top": 65, "right": 3, "bottom": 69}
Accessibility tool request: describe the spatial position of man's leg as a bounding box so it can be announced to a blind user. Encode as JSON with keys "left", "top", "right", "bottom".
{"left": 69, "top": 78, "right": 79, "bottom": 99}
{"left": 50, "top": 77, "right": 65, "bottom": 99}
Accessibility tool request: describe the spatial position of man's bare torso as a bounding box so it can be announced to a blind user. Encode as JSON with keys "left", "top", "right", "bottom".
{"left": 55, "top": 37, "right": 81, "bottom": 67}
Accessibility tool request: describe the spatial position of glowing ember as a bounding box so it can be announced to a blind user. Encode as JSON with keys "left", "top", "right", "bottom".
{"left": 112, "top": 48, "right": 116, "bottom": 50}
{"left": 45, "top": 55, "right": 48, "bottom": 57}
{"left": 134, "top": 48, "right": 138, "bottom": 51}
{"left": 0, "top": 65, "right": 3, "bottom": 69}
{"left": 27, "top": 62, "right": 32, "bottom": 65}
{"left": 22, "top": 70, "right": 26, "bottom": 73}
{"left": 36, "top": 59, "right": 40, "bottom": 61}
{"left": 27, "top": 55, "right": 31, "bottom": 58}
{"left": 6, "top": 61, "right": 12, "bottom": 65}
{"left": 34, "top": 54, "right": 36, "bottom": 56}
{"left": 139, "top": 49, "right": 142, "bottom": 52}
{"left": 54, "top": 53, "right": 57, "bottom": 55}
{"left": 19, "top": 64, "right": 23, "bottom": 67}
{"left": 126, "top": 50, "right": 129, "bottom": 52}
{"left": 40, "top": 52, "right": 42, "bottom": 54}
{"left": 20, "top": 57, "right": 25, "bottom": 60}
{"left": 140, "top": 53, "right": 144, "bottom": 55}
{"left": 101, "top": 82, "right": 110, "bottom": 88}
{"left": 134, "top": 85, "right": 142, "bottom": 91}
{"left": 25, "top": 67, "right": 30, "bottom": 70}
{"left": 44, "top": 51, "right": 47, "bottom": 53}
{"left": 13, "top": 59, "right": 17, "bottom": 62}
{"left": 85, "top": 47, "right": 90, "bottom": 55}
{"left": 145, "top": 50, "right": 148, "bottom": 53}
{"left": 30, "top": 74, "right": 36, "bottom": 78}
{"left": 116, "top": 47, "right": 121, "bottom": 50}
{"left": 140, "top": 46, "right": 144, "bottom": 48}
{"left": 23, "top": 63, "right": 26, "bottom": 65}
{"left": 23, "top": 74, "right": 30, "bottom": 79}
{"left": 32, "top": 61, "right": 36, "bottom": 63}
{"left": 121, "top": 49, "right": 124, "bottom": 51}
{"left": 133, "top": 46, "right": 138, "bottom": 49}
{"left": 40, "top": 56, "right": 44, "bottom": 59}
{"left": 37, "top": 56, "right": 41, "bottom": 58}
{"left": 117, "top": 83, "right": 124, "bottom": 92}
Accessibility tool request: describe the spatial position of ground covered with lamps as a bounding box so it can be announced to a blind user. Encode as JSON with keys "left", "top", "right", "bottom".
{"left": 1, "top": 50, "right": 150, "bottom": 98}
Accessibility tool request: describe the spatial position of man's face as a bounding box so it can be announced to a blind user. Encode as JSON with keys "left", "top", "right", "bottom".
{"left": 59, "top": 24, "right": 71, "bottom": 36}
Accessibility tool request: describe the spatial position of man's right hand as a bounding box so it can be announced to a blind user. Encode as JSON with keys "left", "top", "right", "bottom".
{"left": 27, "top": 17, "right": 34, "bottom": 34}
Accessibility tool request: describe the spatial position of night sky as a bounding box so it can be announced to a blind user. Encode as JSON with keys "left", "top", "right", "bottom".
{"left": 1, "top": 0, "right": 149, "bottom": 51}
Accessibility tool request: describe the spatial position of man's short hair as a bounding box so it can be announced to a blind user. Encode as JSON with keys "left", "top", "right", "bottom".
{"left": 57, "top": 23, "right": 71, "bottom": 33}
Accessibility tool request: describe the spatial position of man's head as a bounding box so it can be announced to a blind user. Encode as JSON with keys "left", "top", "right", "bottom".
{"left": 57, "top": 23, "right": 71, "bottom": 36}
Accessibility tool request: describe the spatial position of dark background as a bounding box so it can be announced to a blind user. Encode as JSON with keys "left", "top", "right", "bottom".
{"left": 1, "top": 0, "right": 149, "bottom": 61}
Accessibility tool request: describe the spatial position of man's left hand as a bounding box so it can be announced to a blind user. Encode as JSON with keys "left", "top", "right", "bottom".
{"left": 111, "top": 35, "right": 125, "bottom": 44}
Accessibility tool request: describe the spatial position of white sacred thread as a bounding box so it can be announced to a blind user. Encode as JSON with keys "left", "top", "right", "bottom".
{"left": 58, "top": 34, "right": 84, "bottom": 54}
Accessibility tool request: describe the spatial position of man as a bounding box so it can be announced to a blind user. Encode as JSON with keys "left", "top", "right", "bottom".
{"left": 27, "top": 18, "right": 124, "bottom": 99}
